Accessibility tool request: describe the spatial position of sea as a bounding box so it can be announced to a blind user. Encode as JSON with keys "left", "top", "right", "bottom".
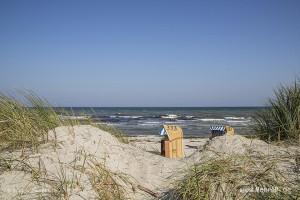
{"left": 57, "top": 107, "right": 264, "bottom": 137}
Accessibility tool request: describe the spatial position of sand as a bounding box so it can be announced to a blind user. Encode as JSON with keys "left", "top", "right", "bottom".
{"left": 0, "top": 125, "right": 299, "bottom": 199}
{"left": 128, "top": 135, "right": 209, "bottom": 157}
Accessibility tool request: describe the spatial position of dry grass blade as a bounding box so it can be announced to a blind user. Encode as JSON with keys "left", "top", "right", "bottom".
{"left": 87, "top": 157, "right": 128, "bottom": 200}
{"left": 163, "top": 154, "right": 300, "bottom": 200}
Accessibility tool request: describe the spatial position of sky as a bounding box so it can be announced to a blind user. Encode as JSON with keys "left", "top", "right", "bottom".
{"left": 0, "top": 0, "right": 299, "bottom": 107}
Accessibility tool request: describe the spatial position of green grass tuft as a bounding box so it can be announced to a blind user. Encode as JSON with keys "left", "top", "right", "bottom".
{"left": 164, "top": 155, "right": 299, "bottom": 200}
{"left": 253, "top": 79, "right": 300, "bottom": 143}
{"left": 0, "top": 92, "right": 63, "bottom": 152}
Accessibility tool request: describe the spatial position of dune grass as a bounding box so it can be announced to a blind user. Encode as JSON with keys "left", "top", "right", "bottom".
{"left": 0, "top": 91, "right": 129, "bottom": 153}
{"left": 0, "top": 149, "right": 129, "bottom": 200}
{"left": 164, "top": 154, "right": 299, "bottom": 200}
{"left": 0, "top": 92, "right": 63, "bottom": 152}
{"left": 87, "top": 158, "right": 128, "bottom": 200}
{"left": 253, "top": 79, "right": 300, "bottom": 143}
{"left": 0, "top": 92, "right": 129, "bottom": 199}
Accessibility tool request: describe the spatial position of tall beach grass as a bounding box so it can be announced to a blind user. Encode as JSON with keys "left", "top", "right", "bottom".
{"left": 0, "top": 92, "right": 63, "bottom": 152}
{"left": 0, "top": 92, "right": 129, "bottom": 199}
{"left": 0, "top": 92, "right": 129, "bottom": 152}
{"left": 253, "top": 79, "right": 300, "bottom": 143}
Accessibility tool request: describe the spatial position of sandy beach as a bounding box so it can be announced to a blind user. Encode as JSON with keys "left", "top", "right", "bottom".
{"left": 0, "top": 125, "right": 298, "bottom": 200}
{"left": 1, "top": 0, "right": 300, "bottom": 199}
{"left": 129, "top": 135, "right": 209, "bottom": 157}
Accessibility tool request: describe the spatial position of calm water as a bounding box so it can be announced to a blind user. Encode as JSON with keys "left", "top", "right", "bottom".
{"left": 57, "top": 107, "right": 264, "bottom": 136}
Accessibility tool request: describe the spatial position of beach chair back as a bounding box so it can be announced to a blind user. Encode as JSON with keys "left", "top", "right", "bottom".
{"left": 160, "top": 125, "right": 184, "bottom": 158}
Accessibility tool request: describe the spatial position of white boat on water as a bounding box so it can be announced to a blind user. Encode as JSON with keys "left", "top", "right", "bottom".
{"left": 161, "top": 114, "right": 178, "bottom": 119}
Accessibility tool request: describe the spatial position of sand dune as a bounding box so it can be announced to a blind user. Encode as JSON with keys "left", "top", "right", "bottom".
{"left": 0, "top": 125, "right": 299, "bottom": 199}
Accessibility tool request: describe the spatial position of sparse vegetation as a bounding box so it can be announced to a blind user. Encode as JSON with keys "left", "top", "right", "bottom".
{"left": 0, "top": 149, "right": 129, "bottom": 200}
{"left": 0, "top": 92, "right": 129, "bottom": 152}
{"left": 0, "top": 90, "right": 299, "bottom": 200}
{"left": 164, "top": 154, "right": 300, "bottom": 200}
{"left": 88, "top": 157, "right": 128, "bottom": 200}
{"left": 0, "top": 92, "right": 63, "bottom": 152}
{"left": 0, "top": 91, "right": 129, "bottom": 199}
{"left": 253, "top": 79, "right": 300, "bottom": 143}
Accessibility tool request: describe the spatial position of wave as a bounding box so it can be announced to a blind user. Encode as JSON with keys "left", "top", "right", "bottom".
{"left": 139, "top": 121, "right": 162, "bottom": 126}
{"left": 142, "top": 121, "right": 161, "bottom": 124}
{"left": 109, "top": 115, "right": 143, "bottom": 119}
{"left": 160, "top": 114, "right": 178, "bottom": 119}
{"left": 59, "top": 115, "right": 89, "bottom": 120}
{"left": 185, "top": 115, "right": 194, "bottom": 118}
{"left": 164, "top": 121, "right": 184, "bottom": 124}
{"left": 178, "top": 115, "right": 196, "bottom": 120}
{"left": 224, "top": 116, "right": 245, "bottom": 120}
{"left": 226, "top": 120, "right": 251, "bottom": 123}
{"left": 199, "top": 118, "right": 225, "bottom": 122}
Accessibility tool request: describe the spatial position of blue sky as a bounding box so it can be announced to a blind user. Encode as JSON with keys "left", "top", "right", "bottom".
{"left": 0, "top": 0, "right": 299, "bottom": 107}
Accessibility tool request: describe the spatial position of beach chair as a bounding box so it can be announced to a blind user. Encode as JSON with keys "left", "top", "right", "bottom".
{"left": 160, "top": 125, "right": 184, "bottom": 159}
{"left": 210, "top": 125, "right": 235, "bottom": 138}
